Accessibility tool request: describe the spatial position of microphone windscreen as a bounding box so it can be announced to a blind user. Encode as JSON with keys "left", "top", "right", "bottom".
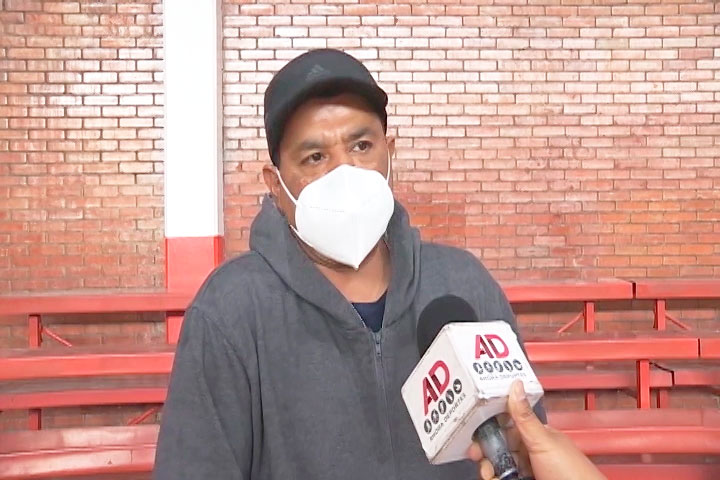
{"left": 416, "top": 295, "right": 478, "bottom": 356}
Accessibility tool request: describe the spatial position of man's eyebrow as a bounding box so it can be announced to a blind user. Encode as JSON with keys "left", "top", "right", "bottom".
{"left": 294, "top": 127, "right": 376, "bottom": 154}
{"left": 295, "top": 138, "right": 325, "bottom": 153}
{"left": 343, "top": 126, "right": 374, "bottom": 143}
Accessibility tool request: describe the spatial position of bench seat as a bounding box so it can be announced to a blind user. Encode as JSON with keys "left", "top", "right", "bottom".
{"left": 0, "top": 376, "right": 168, "bottom": 410}
{"left": 536, "top": 363, "right": 673, "bottom": 391}
{"left": 653, "top": 361, "right": 720, "bottom": 387}
{"left": 3, "top": 409, "right": 719, "bottom": 479}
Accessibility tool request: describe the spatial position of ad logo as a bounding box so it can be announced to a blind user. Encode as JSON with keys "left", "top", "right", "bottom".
{"left": 422, "top": 360, "right": 450, "bottom": 415}
{"left": 421, "top": 362, "right": 465, "bottom": 437}
{"left": 473, "top": 335, "right": 525, "bottom": 377}
{"left": 475, "top": 334, "right": 509, "bottom": 359}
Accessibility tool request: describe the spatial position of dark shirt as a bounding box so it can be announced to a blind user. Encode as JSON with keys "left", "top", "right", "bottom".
{"left": 352, "top": 291, "right": 387, "bottom": 333}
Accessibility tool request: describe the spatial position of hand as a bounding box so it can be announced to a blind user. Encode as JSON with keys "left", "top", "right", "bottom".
{"left": 468, "top": 380, "right": 607, "bottom": 480}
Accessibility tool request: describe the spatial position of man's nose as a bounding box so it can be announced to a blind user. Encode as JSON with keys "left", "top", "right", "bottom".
{"left": 330, "top": 149, "right": 356, "bottom": 168}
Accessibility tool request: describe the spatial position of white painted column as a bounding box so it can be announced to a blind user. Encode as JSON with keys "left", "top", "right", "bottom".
{"left": 163, "top": 0, "right": 223, "bottom": 296}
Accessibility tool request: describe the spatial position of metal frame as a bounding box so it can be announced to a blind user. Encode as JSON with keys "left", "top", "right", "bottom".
{"left": 504, "top": 280, "right": 635, "bottom": 410}
{"left": 526, "top": 334, "right": 701, "bottom": 409}
{"left": 634, "top": 279, "right": 720, "bottom": 331}
{"left": 0, "top": 292, "right": 191, "bottom": 430}
{"left": 1, "top": 280, "right": 717, "bottom": 433}
{"left": 0, "top": 281, "right": 719, "bottom": 480}
{"left": 503, "top": 280, "right": 635, "bottom": 334}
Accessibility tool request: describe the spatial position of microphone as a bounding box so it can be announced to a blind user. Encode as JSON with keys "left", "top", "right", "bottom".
{"left": 402, "top": 295, "right": 544, "bottom": 478}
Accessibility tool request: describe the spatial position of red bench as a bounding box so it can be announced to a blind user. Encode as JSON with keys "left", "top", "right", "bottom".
{"left": 0, "top": 345, "right": 174, "bottom": 429}
{"left": 561, "top": 408, "right": 720, "bottom": 480}
{"left": 502, "top": 279, "right": 635, "bottom": 333}
{"left": 0, "top": 292, "right": 191, "bottom": 430}
{"left": 651, "top": 333, "right": 720, "bottom": 392}
{"left": 1, "top": 282, "right": 719, "bottom": 480}
{"left": 597, "top": 465, "right": 720, "bottom": 480}
{"left": 0, "top": 291, "right": 192, "bottom": 347}
{"left": 1, "top": 284, "right": 715, "bottom": 424}
{"left": 0, "top": 424, "right": 157, "bottom": 479}
{"left": 1, "top": 280, "right": 637, "bottom": 344}
{"left": 526, "top": 332, "right": 702, "bottom": 409}
{"left": 0, "top": 282, "right": 641, "bottom": 427}
{"left": 555, "top": 408, "right": 720, "bottom": 480}
{"left": 700, "top": 336, "right": 720, "bottom": 359}
{"left": 550, "top": 407, "right": 720, "bottom": 454}
{"left": 0, "top": 333, "right": 694, "bottom": 413}
{"left": 3, "top": 409, "right": 719, "bottom": 480}
{"left": 633, "top": 278, "right": 720, "bottom": 330}
{"left": 632, "top": 279, "right": 720, "bottom": 406}
{"left": 503, "top": 280, "right": 639, "bottom": 409}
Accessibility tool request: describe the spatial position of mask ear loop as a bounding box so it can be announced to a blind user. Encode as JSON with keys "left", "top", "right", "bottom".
{"left": 382, "top": 149, "right": 394, "bottom": 249}
{"left": 274, "top": 168, "right": 305, "bottom": 240}
{"left": 275, "top": 168, "right": 299, "bottom": 205}
{"left": 275, "top": 168, "right": 330, "bottom": 257}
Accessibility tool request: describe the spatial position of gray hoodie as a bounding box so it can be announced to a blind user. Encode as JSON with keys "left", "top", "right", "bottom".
{"left": 154, "top": 196, "right": 542, "bottom": 480}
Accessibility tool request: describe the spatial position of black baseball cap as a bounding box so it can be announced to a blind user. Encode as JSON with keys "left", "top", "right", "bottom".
{"left": 263, "top": 49, "right": 388, "bottom": 166}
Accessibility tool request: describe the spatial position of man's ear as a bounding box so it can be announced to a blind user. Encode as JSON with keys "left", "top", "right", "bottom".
{"left": 386, "top": 135, "right": 397, "bottom": 186}
{"left": 386, "top": 135, "right": 396, "bottom": 160}
{"left": 262, "top": 163, "right": 295, "bottom": 224}
{"left": 262, "top": 165, "right": 281, "bottom": 199}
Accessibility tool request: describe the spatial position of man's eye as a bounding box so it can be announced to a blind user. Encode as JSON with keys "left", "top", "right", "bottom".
{"left": 303, "top": 152, "right": 323, "bottom": 164}
{"left": 353, "top": 141, "right": 372, "bottom": 152}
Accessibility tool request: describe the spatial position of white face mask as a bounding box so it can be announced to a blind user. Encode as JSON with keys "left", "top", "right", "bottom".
{"left": 276, "top": 155, "right": 395, "bottom": 270}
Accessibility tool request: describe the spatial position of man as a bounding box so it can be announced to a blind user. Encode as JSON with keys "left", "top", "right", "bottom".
{"left": 154, "top": 49, "right": 544, "bottom": 480}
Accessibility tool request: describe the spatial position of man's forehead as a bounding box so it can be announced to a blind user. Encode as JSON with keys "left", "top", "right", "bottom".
{"left": 283, "top": 94, "right": 383, "bottom": 143}
{"left": 291, "top": 92, "right": 379, "bottom": 121}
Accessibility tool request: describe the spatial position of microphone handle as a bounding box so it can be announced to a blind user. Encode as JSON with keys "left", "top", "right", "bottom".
{"left": 473, "top": 417, "right": 520, "bottom": 480}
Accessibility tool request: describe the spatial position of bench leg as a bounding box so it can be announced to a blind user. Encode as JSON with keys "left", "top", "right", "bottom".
{"left": 637, "top": 360, "right": 651, "bottom": 409}
{"left": 584, "top": 392, "right": 596, "bottom": 410}
{"left": 28, "top": 314, "right": 42, "bottom": 430}
{"left": 654, "top": 300, "right": 666, "bottom": 330}
{"left": 29, "top": 314, "right": 42, "bottom": 348}
{"left": 584, "top": 364, "right": 596, "bottom": 410}
{"left": 657, "top": 389, "right": 670, "bottom": 408}
{"left": 583, "top": 301, "right": 595, "bottom": 333}
{"left": 29, "top": 410, "right": 42, "bottom": 430}
{"left": 166, "top": 312, "right": 184, "bottom": 344}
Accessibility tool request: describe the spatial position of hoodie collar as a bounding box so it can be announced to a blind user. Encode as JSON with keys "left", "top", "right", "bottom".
{"left": 249, "top": 195, "right": 420, "bottom": 331}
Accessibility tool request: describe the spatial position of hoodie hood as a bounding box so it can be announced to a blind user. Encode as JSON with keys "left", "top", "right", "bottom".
{"left": 249, "top": 195, "right": 420, "bottom": 331}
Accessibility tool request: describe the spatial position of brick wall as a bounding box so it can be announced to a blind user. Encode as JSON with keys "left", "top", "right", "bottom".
{"left": 3, "top": 0, "right": 719, "bottom": 293}
{"left": 0, "top": 0, "right": 165, "bottom": 293}
{"left": 224, "top": 0, "right": 720, "bottom": 281}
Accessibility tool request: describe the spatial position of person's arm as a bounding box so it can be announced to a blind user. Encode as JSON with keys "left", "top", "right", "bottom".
{"left": 154, "top": 307, "right": 255, "bottom": 479}
{"left": 469, "top": 380, "right": 607, "bottom": 480}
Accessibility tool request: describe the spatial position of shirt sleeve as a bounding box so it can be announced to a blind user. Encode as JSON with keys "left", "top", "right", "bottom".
{"left": 154, "top": 307, "right": 255, "bottom": 479}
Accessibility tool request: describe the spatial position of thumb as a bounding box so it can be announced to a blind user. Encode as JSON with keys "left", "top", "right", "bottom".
{"left": 507, "top": 380, "right": 548, "bottom": 451}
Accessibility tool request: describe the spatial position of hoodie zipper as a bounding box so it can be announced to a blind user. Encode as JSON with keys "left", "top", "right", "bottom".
{"left": 372, "top": 329, "right": 398, "bottom": 479}
{"left": 350, "top": 306, "right": 397, "bottom": 478}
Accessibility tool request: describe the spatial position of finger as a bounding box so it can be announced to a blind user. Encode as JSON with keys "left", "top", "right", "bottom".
{"left": 507, "top": 380, "right": 547, "bottom": 450}
{"left": 513, "top": 449, "right": 532, "bottom": 477}
{"left": 504, "top": 425, "right": 522, "bottom": 451}
{"left": 467, "top": 441, "right": 484, "bottom": 462}
{"left": 495, "top": 412, "right": 511, "bottom": 428}
{"left": 479, "top": 458, "right": 495, "bottom": 480}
